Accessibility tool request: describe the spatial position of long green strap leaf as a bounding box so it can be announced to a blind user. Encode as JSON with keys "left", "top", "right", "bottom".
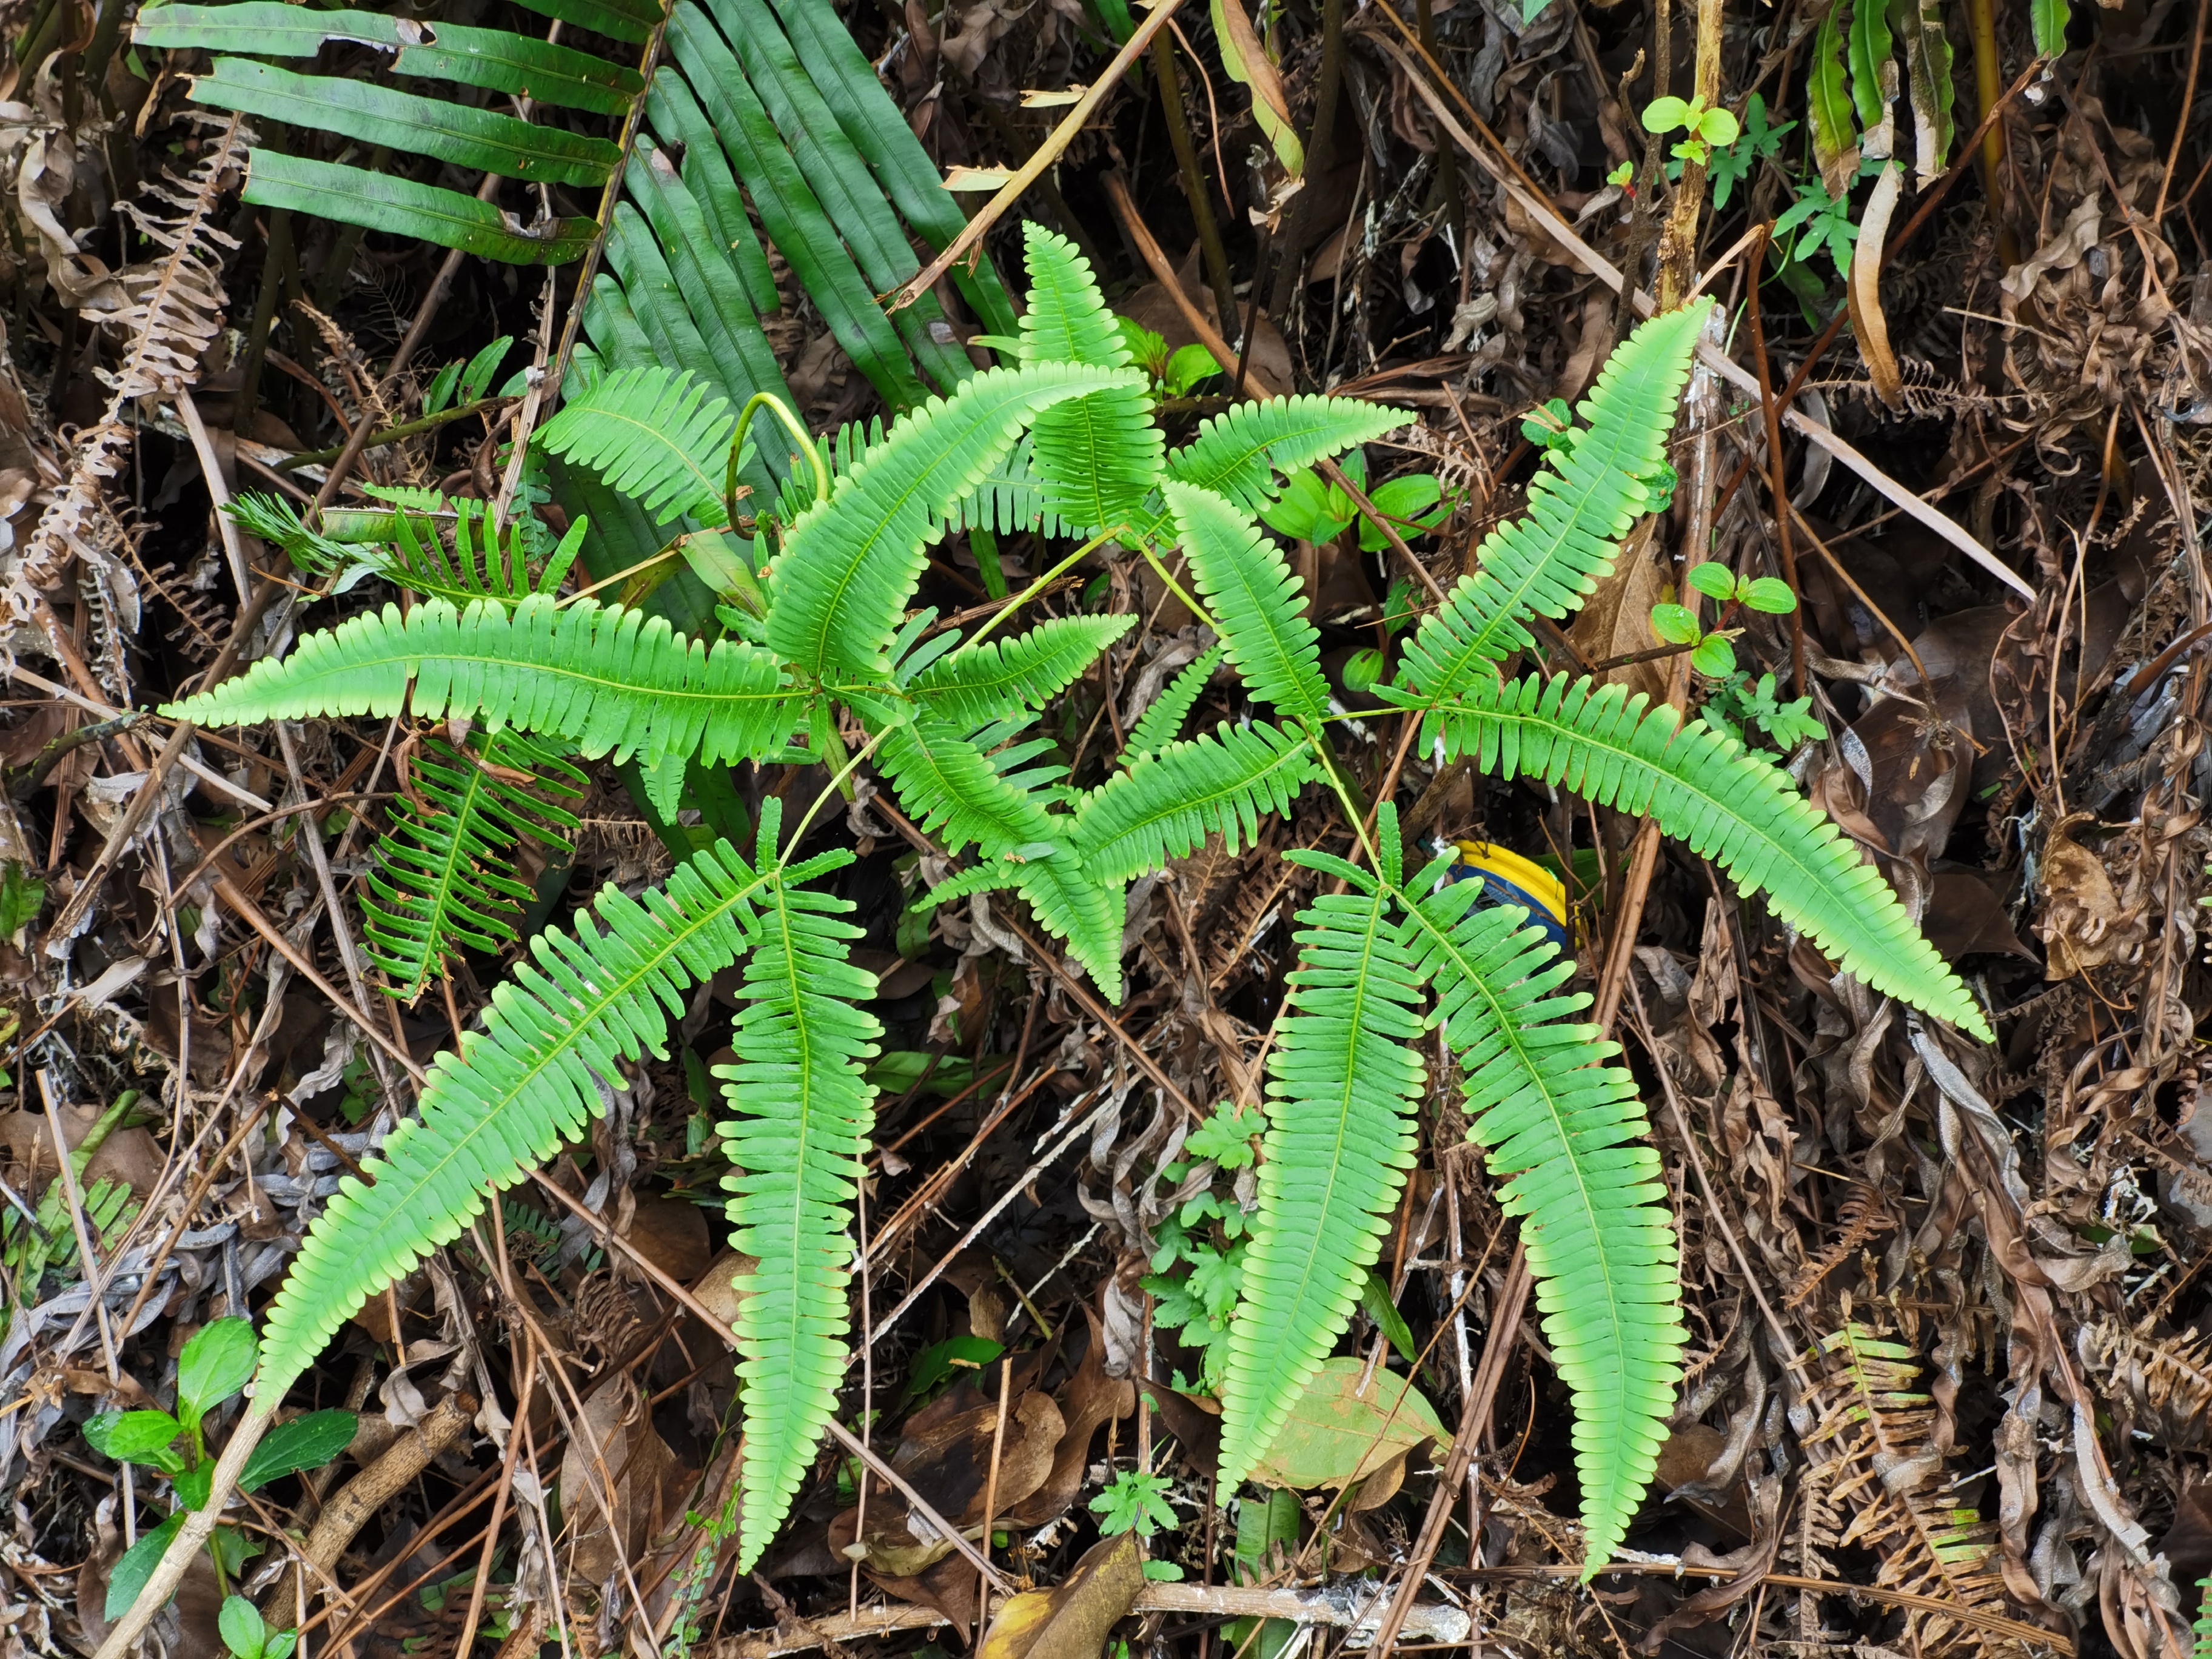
{"left": 243, "top": 152, "right": 597, "bottom": 263}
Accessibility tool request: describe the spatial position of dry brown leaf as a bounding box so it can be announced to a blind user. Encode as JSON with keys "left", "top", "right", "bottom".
{"left": 977, "top": 1530, "right": 1142, "bottom": 1658}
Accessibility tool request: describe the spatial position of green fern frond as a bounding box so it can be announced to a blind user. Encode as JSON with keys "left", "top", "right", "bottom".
{"left": 1017, "top": 222, "right": 1129, "bottom": 369}
{"left": 1004, "top": 854, "right": 1125, "bottom": 999}
{"left": 255, "top": 839, "right": 768, "bottom": 1393}
{"left": 942, "top": 438, "right": 1076, "bottom": 540}
{"left": 1400, "top": 874, "right": 1683, "bottom": 1574}
{"left": 364, "top": 728, "right": 585, "bottom": 1001}
{"left": 1163, "top": 395, "right": 1410, "bottom": 514}
{"left": 163, "top": 595, "right": 801, "bottom": 768}
{"left": 1393, "top": 304, "right": 1704, "bottom": 697}
{"left": 1216, "top": 832, "right": 1427, "bottom": 1483}
{"left": 718, "top": 815, "right": 882, "bottom": 1570}
{"left": 910, "top": 615, "right": 1134, "bottom": 730}
{"left": 534, "top": 366, "right": 738, "bottom": 527}
{"left": 765, "top": 361, "right": 1141, "bottom": 680}
{"left": 1124, "top": 642, "right": 1222, "bottom": 762}
{"left": 1397, "top": 672, "right": 1990, "bottom": 1038}
{"left": 1018, "top": 226, "right": 1162, "bottom": 537}
{"left": 1164, "top": 482, "right": 1331, "bottom": 725}
{"left": 1073, "top": 720, "right": 1315, "bottom": 883}
{"left": 876, "top": 716, "right": 1060, "bottom": 857}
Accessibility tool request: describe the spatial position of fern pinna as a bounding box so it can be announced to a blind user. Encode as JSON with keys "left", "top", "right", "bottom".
{"left": 162, "top": 222, "right": 1985, "bottom": 1582}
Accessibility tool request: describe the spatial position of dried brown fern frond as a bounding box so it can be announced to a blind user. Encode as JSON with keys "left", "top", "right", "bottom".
{"left": 1793, "top": 1317, "right": 2031, "bottom": 1655}
{"left": 2080, "top": 1321, "right": 2212, "bottom": 1449}
{"left": 1785, "top": 1185, "right": 1899, "bottom": 1309}
{"left": 15, "top": 113, "right": 246, "bottom": 609}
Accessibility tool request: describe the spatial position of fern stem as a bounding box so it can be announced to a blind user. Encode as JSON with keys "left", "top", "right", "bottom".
{"left": 964, "top": 522, "right": 1134, "bottom": 649}
{"left": 781, "top": 724, "right": 891, "bottom": 856}
{"left": 731, "top": 391, "right": 825, "bottom": 525}
{"left": 1132, "top": 538, "right": 1218, "bottom": 637}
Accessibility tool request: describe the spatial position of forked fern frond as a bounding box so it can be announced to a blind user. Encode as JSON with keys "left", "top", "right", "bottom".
{"left": 364, "top": 728, "right": 585, "bottom": 1001}
{"left": 1399, "top": 872, "right": 1682, "bottom": 1573}
{"left": 1216, "top": 823, "right": 1427, "bottom": 1483}
{"left": 163, "top": 595, "right": 802, "bottom": 768}
{"left": 718, "top": 807, "right": 882, "bottom": 1570}
{"left": 534, "top": 366, "right": 738, "bottom": 526}
{"left": 910, "top": 615, "right": 1134, "bottom": 730}
{"left": 1074, "top": 720, "right": 1316, "bottom": 883}
{"left": 254, "top": 839, "right": 768, "bottom": 1392}
{"left": 1391, "top": 672, "right": 1989, "bottom": 1037}
{"left": 1165, "top": 481, "right": 1331, "bottom": 725}
{"left": 1124, "top": 642, "right": 1223, "bottom": 762}
{"left": 1393, "top": 303, "right": 1704, "bottom": 697}
{"left": 765, "top": 361, "right": 1140, "bottom": 680}
{"left": 1164, "top": 395, "right": 1410, "bottom": 515}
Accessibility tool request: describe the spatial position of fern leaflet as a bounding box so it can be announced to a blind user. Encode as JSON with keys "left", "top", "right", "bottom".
{"left": 1165, "top": 481, "right": 1331, "bottom": 725}
{"left": 1164, "top": 395, "right": 1410, "bottom": 515}
{"left": 255, "top": 839, "right": 767, "bottom": 1393}
{"left": 1401, "top": 871, "right": 1683, "bottom": 1574}
{"left": 1124, "top": 642, "right": 1223, "bottom": 762}
{"left": 718, "top": 807, "right": 882, "bottom": 1570}
{"left": 1073, "top": 720, "right": 1316, "bottom": 883}
{"left": 164, "top": 595, "right": 802, "bottom": 768}
{"left": 534, "top": 366, "right": 738, "bottom": 527}
{"left": 364, "top": 728, "right": 585, "bottom": 1001}
{"left": 1393, "top": 303, "right": 1704, "bottom": 695}
{"left": 910, "top": 615, "right": 1134, "bottom": 730}
{"left": 1392, "top": 672, "right": 1989, "bottom": 1037}
{"left": 1216, "top": 820, "right": 1427, "bottom": 1483}
{"left": 765, "top": 361, "right": 1139, "bottom": 681}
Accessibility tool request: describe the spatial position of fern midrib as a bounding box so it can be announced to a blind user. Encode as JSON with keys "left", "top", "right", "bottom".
{"left": 750, "top": 881, "right": 829, "bottom": 1446}
{"left": 1079, "top": 731, "right": 1309, "bottom": 871}
{"left": 1456, "top": 443, "right": 1640, "bottom": 667}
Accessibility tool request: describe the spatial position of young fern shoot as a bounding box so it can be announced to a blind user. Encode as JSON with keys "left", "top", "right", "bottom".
{"left": 152, "top": 223, "right": 1983, "bottom": 1607}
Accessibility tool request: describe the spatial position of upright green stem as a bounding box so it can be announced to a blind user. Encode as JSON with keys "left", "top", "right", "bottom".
{"left": 967, "top": 524, "right": 1139, "bottom": 648}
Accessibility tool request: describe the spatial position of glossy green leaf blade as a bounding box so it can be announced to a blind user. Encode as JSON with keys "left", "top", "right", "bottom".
{"left": 1165, "top": 481, "right": 1331, "bottom": 725}
{"left": 765, "top": 0, "right": 1018, "bottom": 338}
{"left": 1401, "top": 885, "right": 1683, "bottom": 1575}
{"left": 1393, "top": 303, "right": 1703, "bottom": 699}
{"left": 394, "top": 23, "right": 644, "bottom": 116}
{"left": 2031, "top": 0, "right": 2069, "bottom": 56}
{"left": 165, "top": 595, "right": 800, "bottom": 768}
{"left": 701, "top": 0, "right": 974, "bottom": 392}
{"left": 242, "top": 152, "right": 598, "bottom": 263}
{"left": 133, "top": 2, "right": 404, "bottom": 53}
{"left": 1809, "top": 0, "right": 1860, "bottom": 195}
{"left": 720, "top": 866, "right": 882, "bottom": 1572}
{"left": 765, "top": 361, "right": 1138, "bottom": 681}
{"left": 255, "top": 840, "right": 766, "bottom": 1393}
{"left": 1216, "top": 875, "right": 1427, "bottom": 1483}
{"left": 193, "top": 59, "right": 619, "bottom": 186}
{"left": 665, "top": 1, "right": 927, "bottom": 409}
{"left": 642, "top": 72, "right": 782, "bottom": 318}
{"left": 1398, "top": 672, "right": 1991, "bottom": 1038}
{"left": 506, "top": 0, "right": 656, "bottom": 41}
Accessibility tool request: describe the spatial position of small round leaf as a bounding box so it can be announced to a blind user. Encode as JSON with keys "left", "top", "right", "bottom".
{"left": 1740, "top": 576, "right": 1798, "bottom": 613}
{"left": 1641, "top": 95, "right": 1691, "bottom": 133}
{"left": 1698, "top": 106, "right": 1741, "bottom": 146}
{"left": 1690, "top": 635, "right": 1738, "bottom": 677}
{"left": 1648, "top": 603, "right": 1701, "bottom": 645}
{"left": 1684, "top": 561, "right": 1736, "bottom": 600}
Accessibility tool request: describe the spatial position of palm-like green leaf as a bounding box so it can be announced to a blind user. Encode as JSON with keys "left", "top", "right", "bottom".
{"left": 534, "top": 368, "right": 737, "bottom": 527}
{"left": 1073, "top": 720, "right": 1315, "bottom": 882}
{"left": 163, "top": 595, "right": 800, "bottom": 768}
{"left": 910, "top": 615, "right": 1134, "bottom": 730}
{"left": 1163, "top": 395, "right": 1410, "bottom": 514}
{"left": 255, "top": 840, "right": 767, "bottom": 1392}
{"left": 765, "top": 362, "right": 1139, "bottom": 681}
{"left": 364, "top": 729, "right": 585, "bottom": 1001}
{"left": 243, "top": 152, "right": 598, "bottom": 263}
{"left": 1165, "top": 481, "right": 1330, "bottom": 725}
{"left": 719, "top": 816, "right": 881, "bottom": 1570}
{"left": 1393, "top": 303, "right": 1704, "bottom": 697}
{"left": 1400, "top": 874, "right": 1683, "bottom": 1575}
{"left": 1396, "top": 671, "right": 1990, "bottom": 1037}
{"left": 1123, "top": 642, "right": 1224, "bottom": 761}
{"left": 1216, "top": 833, "right": 1427, "bottom": 1482}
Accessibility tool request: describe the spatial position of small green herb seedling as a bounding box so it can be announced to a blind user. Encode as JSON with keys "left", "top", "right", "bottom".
{"left": 220, "top": 1594, "right": 297, "bottom": 1659}
{"left": 1144, "top": 1102, "right": 1261, "bottom": 1393}
{"left": 1640, "top": 94, "right": 1741, "bottom": 168}
{"left": 1090, "top": 1467, "right": 1186, "bottom": 1578}
{"left": 1260, "top": 451, "right": 1452, "bottom": 551}
{"left": 1703, "top": 93, "right": 1795, "bottom": 209}
{"left": 84, "top": 1318, "right": 356, "bottom": 1619}
{"left": 1648, "top": 560, "right": 1797, "bottom": 679}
